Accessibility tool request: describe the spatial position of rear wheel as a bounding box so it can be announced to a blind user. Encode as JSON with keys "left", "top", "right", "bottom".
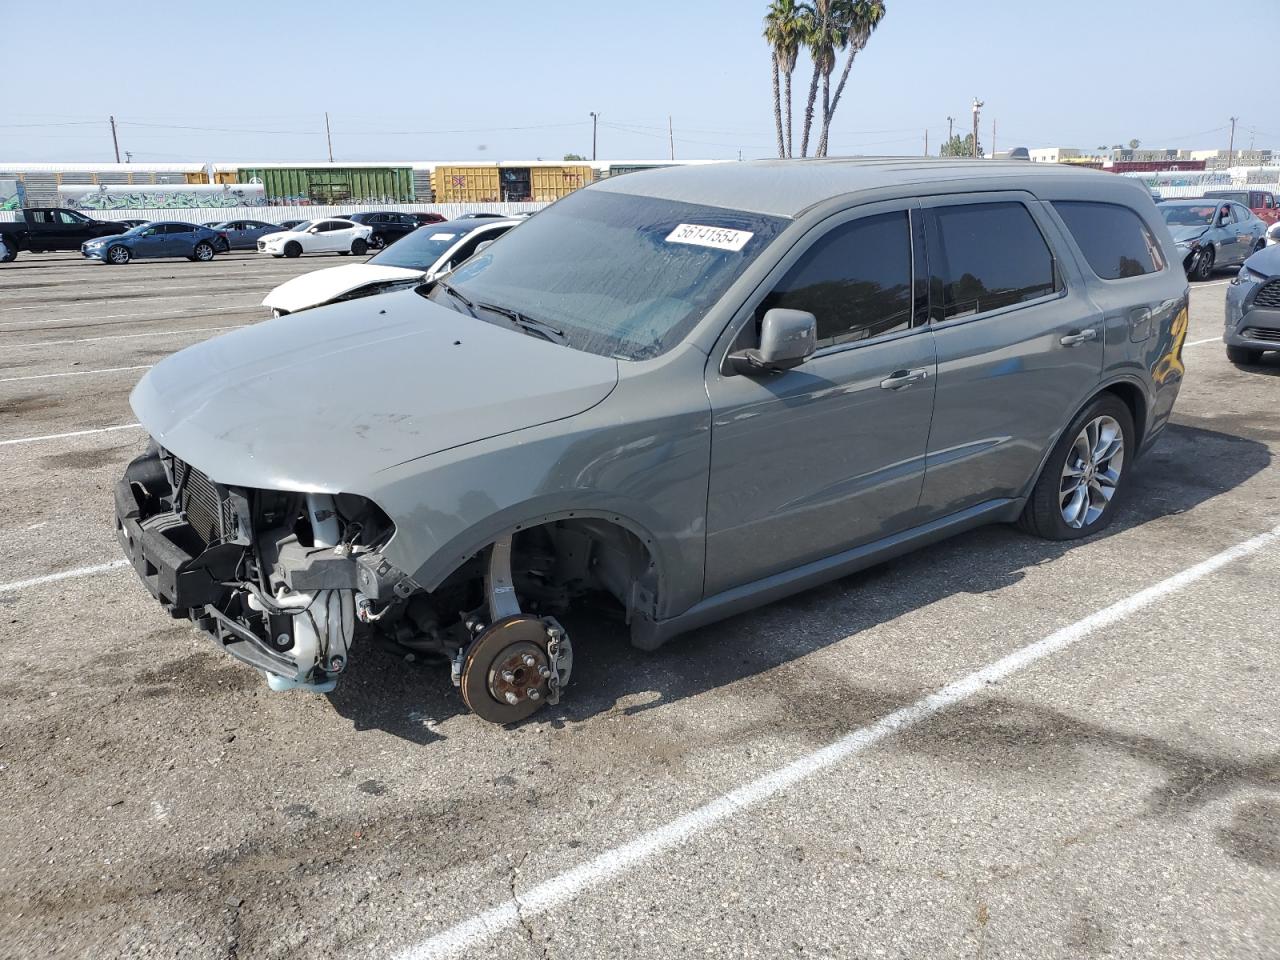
{"left": 1191, "top": 245, "right": 1215, "bottom": 281}
{"left": 106, "top": 244, "right": 131, "bottom": 265}
{"left": 1227, "top": 344, "right": 1264, "bottom": 365}
{"left": 284, "top": 241, "right": 302, "bottom": 259}
{"left": 351, "top": 238, "right": 368, "bottom": 256}
{"left": 369, "top": 233, "right": 386, "bottom": 250}
{"left": 1018, "top": 394, "right": 1133, "bottom": 541}
{"left": 193, "top": 241, "right": 215, "bottom": 262}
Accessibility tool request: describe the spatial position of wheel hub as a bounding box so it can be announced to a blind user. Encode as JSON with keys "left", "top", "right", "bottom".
{"left": 459, "top": 615, "right": 571, "bottom": 724}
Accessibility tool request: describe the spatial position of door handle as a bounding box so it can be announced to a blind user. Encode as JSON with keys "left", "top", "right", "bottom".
{"left": 1059, "top": 328, "right": 1098, "bottom": 347}
{"left": 880, "top": 368, "right": 929, "bottom": 390}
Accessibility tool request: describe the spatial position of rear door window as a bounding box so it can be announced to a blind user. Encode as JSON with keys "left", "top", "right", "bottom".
{"left": 1052, "top": 201, "right": 1166, "bottom": 279}
{"left": 759, "top": 211, "right": 914, "bottom": 347}
{"left": 925, "top": 202, "right": 1059, "bottom": 321}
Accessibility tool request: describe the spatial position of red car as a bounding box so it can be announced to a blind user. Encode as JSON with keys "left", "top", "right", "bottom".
{"left": 1204, "top": 189, "right": 1279, "bottom": 226}
{"left": 411, "top": 212, "right": 447, "bottom": 226}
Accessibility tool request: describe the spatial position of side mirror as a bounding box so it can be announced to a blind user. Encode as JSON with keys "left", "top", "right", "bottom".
{"left": 727, "top": 308, "right": 817, "bottom": 375}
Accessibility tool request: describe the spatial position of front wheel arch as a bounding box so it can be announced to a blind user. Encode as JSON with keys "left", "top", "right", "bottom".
{"left": 417, "top": 510, "right": 666, "bottom": 629}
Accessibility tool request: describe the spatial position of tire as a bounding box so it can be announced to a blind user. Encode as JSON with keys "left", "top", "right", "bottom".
{"left": 1227, "top": 344, "right": 1264, "bottom": 366}
{"left": 193, "top": 242, "right": 215, "bottom": 262}
{"left": 1191, "top": 245, "right": 1215, "bottom": 281}
{"left": 283, "top": 241, "right": 302, "bottom": 259}
{"left": 369, "top": 233, "right": 386, "bottom": 250}
{"left": 106, "top": 244, "right": 131, "bottom": 265}
{"left": 0, "top": 242, "right": 17, "bottom": 263}
{"left": 1018, "top": 394, "right": 1134, "bottom": 541}
{"left": 351, "top": 238, "right": 368, "bottom": 256}
{"left": 1255, "top": 238, "right": 1267, "bottom": 254}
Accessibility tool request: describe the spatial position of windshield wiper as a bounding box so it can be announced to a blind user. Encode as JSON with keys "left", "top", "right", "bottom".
{"left": 435, "top": 279, "right": 477, "bottom": 317}
{"left": 475, "top": 302, "right": 567, "bottom": 344}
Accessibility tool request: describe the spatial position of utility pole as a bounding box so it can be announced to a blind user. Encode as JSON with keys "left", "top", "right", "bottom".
{"left": 668, "top": 115, "right": 675, "bottom": 161}
{"left": 325, "top": 112, "right": 334, "bottom": 163}
{"left": 109, "top": 115, "right": 121, "bottom": 164}
{"left": 1227, "top": 116, "right": 1238, "bottom": 164}
{"left": 991, "top": 118, "right": 996, "bottom": 159}
{"left": 924, "top": 128, "right": 929, "bottom": 156}
{"left": 589, "top": 112, "right": 599, "bottom": 161}
{"left": 971, "top": 99, "right": 984, "bottom": 158}
{"left": 947, "top": 116, "right": 954, "bottom": 142}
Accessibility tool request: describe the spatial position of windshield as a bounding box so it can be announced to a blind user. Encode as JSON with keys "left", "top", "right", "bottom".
{"left": 285, "top": 220, "right": 314, "bottom": 233}
{"left": 370, "top": 226, "right": 467, "bottom": 270}
{"left": 1161, "top": 204, "right": 1216, "bottom": 226}
{"left": 426, "top": 189, "right": 788, "bottom": 359}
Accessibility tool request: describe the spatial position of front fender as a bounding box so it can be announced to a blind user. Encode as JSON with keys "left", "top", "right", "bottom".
{"left": 364, "top": 350, "right": 714, "bottom": 620}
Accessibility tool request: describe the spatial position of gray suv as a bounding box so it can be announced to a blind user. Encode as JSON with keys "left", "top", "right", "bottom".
{"left": 115, "top": 160, "right": 1187, "bottom": 724}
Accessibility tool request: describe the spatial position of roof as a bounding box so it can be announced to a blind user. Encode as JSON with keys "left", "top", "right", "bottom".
{"left": 591, "top": 157, "right": 1143, "bottom": 219}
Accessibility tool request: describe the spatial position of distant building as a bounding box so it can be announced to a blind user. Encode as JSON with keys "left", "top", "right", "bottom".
{"left": 1184, "top": 148, "right": 1274, "bottom": 169}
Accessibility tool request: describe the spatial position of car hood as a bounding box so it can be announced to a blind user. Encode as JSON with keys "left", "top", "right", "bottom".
{"left": 262, "top": 263, "right": 424, "bottom": 312}
{"left": 1244, "top": 243, "right": 1280, "bottom": 277}
{"left": 131, "top": 289, "right": 620, "bottom": 493}
{"left": 1169, "top": 225, "right": 1209, "bottom": 244}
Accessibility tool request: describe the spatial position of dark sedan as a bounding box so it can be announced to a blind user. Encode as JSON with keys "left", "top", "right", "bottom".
{"left": 81, "top": 221, "right": 222, "bottom": 264}
{"left": 342, "top": 211, "right": 421, "bottom": 250}
{"left": 209, "top": 219, "right": 280, "bottom": 252}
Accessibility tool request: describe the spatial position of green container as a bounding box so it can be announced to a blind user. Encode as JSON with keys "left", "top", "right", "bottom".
{"left": 237, "top": 167, "right": 414, "bottom": 204}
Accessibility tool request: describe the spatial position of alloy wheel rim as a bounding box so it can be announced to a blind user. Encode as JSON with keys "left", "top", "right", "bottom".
{"left": 1059, "top": 415, "right": 1124, "bottom": 529}
{"left": 110, "top": 247, "right": 127, "bottom": 263}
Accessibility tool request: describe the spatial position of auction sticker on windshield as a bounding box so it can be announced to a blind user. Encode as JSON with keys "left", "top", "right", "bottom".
{"left": 665, "top": 224, "right": 754, "bottom": 252}
{"left": 430, "top": 233, "right": 457, "bottom": 241}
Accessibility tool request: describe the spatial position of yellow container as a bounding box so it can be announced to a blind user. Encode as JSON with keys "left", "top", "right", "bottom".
{"left": 214, "top": 171, "right": 239, "bottom": 184}
{"left": 432, "top": 165, "right": 502, "bottom": 203}
{"left": 529, "top": 165, "right": 592, "bottom": 201}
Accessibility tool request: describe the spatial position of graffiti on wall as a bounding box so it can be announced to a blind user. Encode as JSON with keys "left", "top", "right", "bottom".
{"left": 0, "top": 179, "right": 24, "bottom": 211}
{"left": 59, "top": 183, "right": 267, "bottom": 210}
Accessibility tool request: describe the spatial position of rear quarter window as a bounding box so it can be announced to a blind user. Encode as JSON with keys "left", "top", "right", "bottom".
{"left": 1052, "top": 201, "right": 1166, "bottom": 280}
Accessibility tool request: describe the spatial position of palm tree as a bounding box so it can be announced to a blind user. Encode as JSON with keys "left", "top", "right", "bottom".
{"left": 799, "top": 0, "right": 841, "bottom": 157}
{"left": 764, "top": 0, "right": 809, "bottom": 158}
{"left": 817, "top": 0, "right": 886, "bottom": 158}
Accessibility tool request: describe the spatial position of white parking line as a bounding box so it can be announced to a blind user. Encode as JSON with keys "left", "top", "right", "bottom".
{"left": 0, "top": 300, "right": 263, "bottom": 327}
{"left": 7, "top": 325, "right": 239, "bottom": 349}
{"left": 0, "top": 559, "right": 129, "bottom": 594}
{"left": 0, "top": 290, "right": 273, "bottom": 314}
{"left": 0, "top": 364, "right": 152, "bottom": 384}
{"left": 1195, "top": 279, "right": 1233, "bottom": 288}
{"left": 392, "top": 521, "right": 1280, "bottom": 960}
{"left": 1185, "top": 336, "right": 1221, "bottom": 348}
{"left": 0, "top": 423, "right": 142, "bottom": 446}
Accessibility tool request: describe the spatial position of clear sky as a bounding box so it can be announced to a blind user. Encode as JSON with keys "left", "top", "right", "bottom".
{"left": 2, "top": 0, "right": 1275, "bottom": 164}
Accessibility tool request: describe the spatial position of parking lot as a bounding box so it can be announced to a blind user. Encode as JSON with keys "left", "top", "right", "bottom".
{"left": 1, "top": 252, "right": 1277, "bottom": 959}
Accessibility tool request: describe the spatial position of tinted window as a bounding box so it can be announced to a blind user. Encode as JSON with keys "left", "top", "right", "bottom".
{"left": 162, "top": 224, "right": 191, "bottom": 234}
{"left": 760, "top": 212, "right": 913, "bottom": 347}
{"left": 31, "top": 210, "right": 54, "bottom": 224}
{"left": 926, "top": 202, "right": 1059, "bottom": 321}
{"left": 1053, "top": 201, "right": 1165, "bottom": 279}
{"left": 56, "top": 211, "right": 83, "bottom": 224}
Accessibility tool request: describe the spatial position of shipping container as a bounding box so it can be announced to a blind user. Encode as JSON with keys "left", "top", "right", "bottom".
{"left": 432, "top": 166, "right": 502, "bottom": 203}
{"left": 230, "top": 166, "right": 414, "bottom": 204}
{"left": 528, "top": 165, "right": 592, "bottom": 201}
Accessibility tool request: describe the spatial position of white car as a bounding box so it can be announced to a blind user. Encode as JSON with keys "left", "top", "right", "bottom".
{"left": 262, "top": 217, "right": 518, "bottom": 316}
{"left": 1267, "top": 221, "right": 1280, "bottom": 248}
{"left": 257, "top": 219, "right": 373, "bottom": 258}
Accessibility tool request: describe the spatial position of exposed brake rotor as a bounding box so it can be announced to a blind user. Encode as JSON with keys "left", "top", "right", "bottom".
{"left": 459, "top": 615, "right": 572, "bottom": 724}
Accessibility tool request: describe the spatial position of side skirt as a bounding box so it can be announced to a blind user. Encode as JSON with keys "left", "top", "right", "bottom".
{"left": 631, "top": 498, "right": 1024, "bottom": 651}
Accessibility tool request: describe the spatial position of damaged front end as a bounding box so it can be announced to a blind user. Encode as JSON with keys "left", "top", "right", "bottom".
{"left": 114, "top": 443, "right": 413, "bottom": 693}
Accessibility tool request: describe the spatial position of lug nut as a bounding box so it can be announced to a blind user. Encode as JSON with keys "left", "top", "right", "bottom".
{"left": 501, "top": 670, "right": 516, "bottom": 683}
{"left": 522, "top": 653, "right": 536, "bottom": 667}
{"left": 538, "top": 666, "right": 551, "bottom": 678}
{"left": 526, "top": 688, "right": 541, "bottom": 701}
{"left": 504, "top": 691, "right": 520, "bottom": 705}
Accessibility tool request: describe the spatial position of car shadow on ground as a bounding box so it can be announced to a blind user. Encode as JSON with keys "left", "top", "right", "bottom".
{"left": 326, "top": 421, "right": 1270, "bottom": 743}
